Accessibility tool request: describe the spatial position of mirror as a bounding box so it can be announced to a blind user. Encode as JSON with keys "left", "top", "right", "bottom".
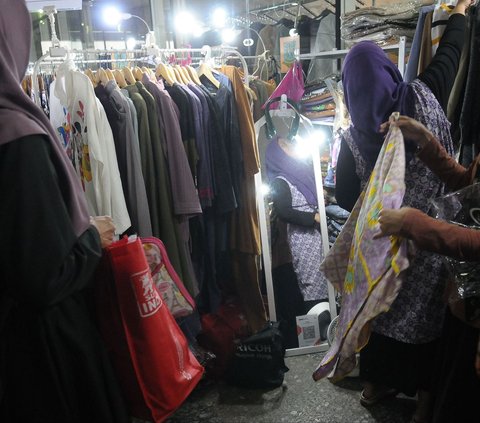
{"left": 255, "top": 109, "right": 340, "bottom": 356}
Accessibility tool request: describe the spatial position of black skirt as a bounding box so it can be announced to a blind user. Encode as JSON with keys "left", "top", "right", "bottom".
{"left": 359, "top": 331, "right": 439, "bottom": 397}
{"left": 1, "top": 293, "right": 130, "bottom": 423}
{"left": 431, "top": 309, "right": 480, "bottom": 423}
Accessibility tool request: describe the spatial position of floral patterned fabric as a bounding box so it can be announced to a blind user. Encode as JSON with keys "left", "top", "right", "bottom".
{"left": 343, "top": 79, "right": 453, "bottom": 344}
{"left": 277, "top": 176, "right": 329, "bottom": 301}
{"left": 313, "top": 124, "right": 410, "bottom": 381}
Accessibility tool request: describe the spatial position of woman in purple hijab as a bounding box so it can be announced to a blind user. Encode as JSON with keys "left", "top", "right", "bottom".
{"left": 266, "top": 135, "right": 329, "bottom": 316}
{"left": 0, "top": 1, "right": 128, "bottom": 422}
{"left": 334, "top": 1, "right": 473, "bottom": 422}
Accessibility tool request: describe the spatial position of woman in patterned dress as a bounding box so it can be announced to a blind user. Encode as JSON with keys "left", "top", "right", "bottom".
{"left": 335, "top": 1, "right": 473, "bottom": 422}
{"left": 266, "top": 136, "right": 329, "bottom": 313}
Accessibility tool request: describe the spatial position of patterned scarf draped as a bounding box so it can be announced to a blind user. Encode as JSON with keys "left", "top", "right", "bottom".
{"left": 313, "top": 124, "right": 410, "bottom": 381}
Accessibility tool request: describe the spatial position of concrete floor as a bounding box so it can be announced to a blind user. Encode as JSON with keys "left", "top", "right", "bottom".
{"left": 165, "top": 353, "right": 417, "bottom": 423}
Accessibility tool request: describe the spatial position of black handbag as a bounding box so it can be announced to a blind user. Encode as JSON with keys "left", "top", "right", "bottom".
{"left": 228, "top": 321, "right": 289, "bottom": 389}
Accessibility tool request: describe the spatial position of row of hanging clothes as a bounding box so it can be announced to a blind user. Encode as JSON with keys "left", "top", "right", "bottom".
{"left": 405, "top": 1, "right": 480, "bottom": 166}
{"left": 221, "top": 53, "right": 278, "bottom": 122}
{"left": 23, "top": 48, "right": 275, "bottom": 333}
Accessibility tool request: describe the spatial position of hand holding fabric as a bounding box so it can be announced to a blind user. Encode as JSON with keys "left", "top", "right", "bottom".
{"left": 379, "top": 115, "right": 435, "bottom": 150}
{"left": 374, "top": 207, "right": 415, "bottom": 238}
{"left": 90, "top": 216, "right": 116, "bottom": 248}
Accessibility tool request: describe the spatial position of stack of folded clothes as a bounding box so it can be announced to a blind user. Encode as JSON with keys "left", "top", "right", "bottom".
{"left": 341, "top": 3, "right": 422, "bottom": 46}
{"left": 300, "top": 83, "right": 336, "bottom": 125}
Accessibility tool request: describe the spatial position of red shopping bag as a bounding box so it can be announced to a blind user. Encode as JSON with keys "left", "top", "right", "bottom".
{"left": 197, "top": 301, "right": 249, "bottom": 379}
{"left": 263, "top": 60, "right": 304, "bottom": 109}
{"left": 97, "top": 236, "right": 204, "bottom": 422}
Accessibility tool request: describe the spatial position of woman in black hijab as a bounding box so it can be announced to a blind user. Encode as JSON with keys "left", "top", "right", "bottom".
{"left": 0, "top": 1, "right": 129, "bottom": 421}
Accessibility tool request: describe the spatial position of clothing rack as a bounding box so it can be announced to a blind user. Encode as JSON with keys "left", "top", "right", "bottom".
{"left": 31, "top": 48, "right": 151, "bottom": 106}
{"left": 31, "top": 45, "right": 250, "bottom": 107}
{"left": 297, "top": 36, "right": 407, "bottom": 78}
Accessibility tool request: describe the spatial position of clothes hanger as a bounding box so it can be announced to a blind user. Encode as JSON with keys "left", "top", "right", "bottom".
{"left": 264, "top": 96, "right": 301, "bottom": 140}
{"left": 142, "top": 66, "right": 154, "bottom": 80}
{"left": 171, "top": 66, "right": 186, "bottom": 84}
{"left": 96, "top": 68, "right": 109, "bottom": 86}
{"left": 113, "top": 69, "right": 128, "bottom": 88}
{"left": 122, "top": 67, "right": 136, "bottom": 85}
{"left": 155, "top": 62, "right": 176, "bottom": 86}
{"left": 177, "top": 65, "right": 192, "bottom": 83}
{"left": 186, "top": 65, "right": 202, "bottom": 85}
{"left": 197, "top": 62, "right": 220, "bottom": 89}
{"left": 133, "top": 66, "right": 144, "bottom": 81}
{"left": 105, "top": 68, "right": 115, "bottom": 81}
{"left": 179, "top": 65, "right": 193, "bottom": 84}
{"left": 253, "top": 50, "right": 270, "bottom": 79}
{"left": 84, "top": 68, "right": 97, "bottom": 87}
{"left": 314, "top": 8, "right": 334, "bottom": 21}
{"left": 276, "top": 18, "right": 295, "bottom": 28}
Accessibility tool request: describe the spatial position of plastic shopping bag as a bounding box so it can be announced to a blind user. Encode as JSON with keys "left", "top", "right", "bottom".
{"left": 263, "top": 60, "right": 304, "bottom": 109}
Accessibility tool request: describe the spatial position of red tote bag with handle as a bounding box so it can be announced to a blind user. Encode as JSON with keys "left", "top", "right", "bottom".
{"left": 100, "top": 236, "right": 204, "bottom": 422}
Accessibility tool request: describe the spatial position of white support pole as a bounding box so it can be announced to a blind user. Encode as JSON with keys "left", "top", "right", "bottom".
{"left": 398, "top": 36, "right": 406, "bottom": 78}
{"left": 311, "top": 133, "right": 338, "bottom": 321}
{"left": 254, "top": 118, "right": 276, "bottom": 322}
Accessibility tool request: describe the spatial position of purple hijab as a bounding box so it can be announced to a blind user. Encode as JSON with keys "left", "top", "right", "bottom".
{"left": 265, "top": 137, "right": 318, "bottom": 207}
{"left": 342, "top": 41, "right": 414, "bottom": 168}
{"left": 0, "top": 0, "right": 89, "bottom": 236}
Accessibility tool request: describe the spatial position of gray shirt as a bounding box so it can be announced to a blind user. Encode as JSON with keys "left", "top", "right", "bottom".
{"left": 102, "top": 80, "right": 152, "bottom": 236}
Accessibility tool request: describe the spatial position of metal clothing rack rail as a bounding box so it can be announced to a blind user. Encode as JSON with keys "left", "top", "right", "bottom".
{"left": 29, "top": 49, "right": 150, "bottom": 66}
{"left": 31, "top": 48, "right": 153, "bottom": 106}
{"left": 31, "top": 45, "right": 251, "bottom": 106}
{"left": 297, "top": 36, "right": 407, "bottom": 78}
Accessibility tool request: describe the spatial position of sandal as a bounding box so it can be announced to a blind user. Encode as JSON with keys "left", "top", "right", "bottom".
{"left": 360, "top": 387, "right": 398, "bottom": 407}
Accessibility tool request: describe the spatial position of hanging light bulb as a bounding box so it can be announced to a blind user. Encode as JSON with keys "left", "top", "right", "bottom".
{"left": 221, "top": 28, "right": 237, "bottom": 44}
{"left": 212, "top": 7, "right": 228, "bottom": 29}
{"left": 175, "top": 11, "right": 197, "bottom": 34}
{"left": 126, "top": 37, "right": 137, "bottom": 50}
{"left": 103, "top": 6, "right": 123, "bottom": 26}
